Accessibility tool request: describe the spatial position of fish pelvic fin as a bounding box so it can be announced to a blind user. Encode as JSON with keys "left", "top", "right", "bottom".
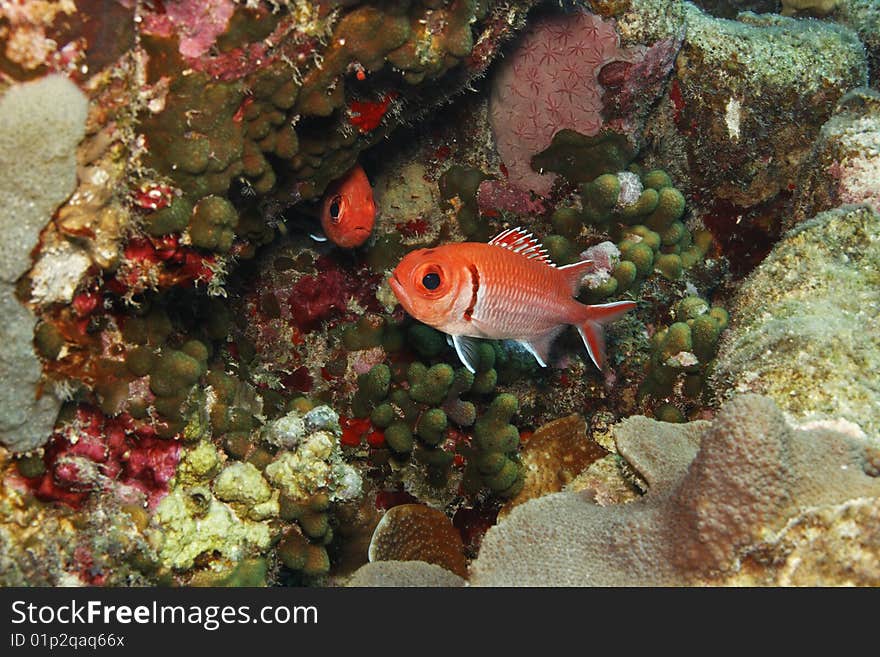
{"left": 452, "top": 334, "right": 481, "bottom": 373}
{"left": 576, "top": 300, "right": 637, "bottom": 370}
{"left": 517, "top": 326, "right": 564, "bottom": 368}
{"left": 557, "top": 259, "right": 595, "bottom": 295}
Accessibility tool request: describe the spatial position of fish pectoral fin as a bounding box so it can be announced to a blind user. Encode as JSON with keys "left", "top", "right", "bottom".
{"left": 517, "top": 328, "right": 563, "bottom": 368}
{"left": 451, "top": 335, "right": 481, "bottom": 374}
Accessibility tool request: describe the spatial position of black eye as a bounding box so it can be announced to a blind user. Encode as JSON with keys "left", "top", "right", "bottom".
{"left": 329, "top": 196, "right": 342, "bottom": 222}
{"left": 422, "top": 272, "right": 441, "bottom": 290}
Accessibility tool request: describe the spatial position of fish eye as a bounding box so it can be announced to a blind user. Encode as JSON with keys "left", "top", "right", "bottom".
{"left": 329, "top": 196, "right": 342, "bottom": 223}
{"left": 422, "top": 272, "right": 441, "bottom": 290}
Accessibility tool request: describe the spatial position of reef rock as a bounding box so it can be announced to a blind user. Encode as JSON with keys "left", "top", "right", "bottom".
{"left": 789, "top": 87, "right": 880, "bottom": 227}
{"left": 713, "top": 204, "right": 880, "bottom": 438}
{"left": 469, "top": 395, "right": 880, "bottom": 586}
{"left": 782, "top": 0, "right": 880, "bottom": 86}
{"left": 0, "top": 76, "right": 88, "bottom": 453}
{"left": 670, "top": 6, "right": 867, "bottom": 210}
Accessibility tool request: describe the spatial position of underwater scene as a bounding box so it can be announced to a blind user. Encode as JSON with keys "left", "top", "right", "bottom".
{"left": 0, "top": 0, "right": 878, "bottom": 588}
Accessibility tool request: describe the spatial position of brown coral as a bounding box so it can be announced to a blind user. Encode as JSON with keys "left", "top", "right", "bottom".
{"left": 368, "top": 504, "right": 468, "bottom": 578}
{"left": 500, "top": 414, "right": 606, "bottom": 519}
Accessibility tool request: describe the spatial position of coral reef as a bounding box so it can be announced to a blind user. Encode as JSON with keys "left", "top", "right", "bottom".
{"left": 1, "top": 0, "right": 879, "bottom": 590}
{"left": 470, "top": 395, "right": 880, "bottom": 586}
{"left": 713, "top": 204, "right": 880, "bottom": 438}
{"left": 672, "top": 7, "right": 866, "bottom": 210}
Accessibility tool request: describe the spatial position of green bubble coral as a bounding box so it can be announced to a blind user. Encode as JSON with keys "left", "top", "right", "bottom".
{"left": 551, "top": 207, "right": 583, "bottom": 238}
{"left": 655, "top": 253, "right": 683, "bottom": 280}
{"left": 612, "top": 261, "right": 638, "bottom": 291}
{"left": 189, "top": 195, "right": 239, "bottom": 253}
{"left": 619, "top": 188, "right": 660, "bottom": 223}
{"left": 351, "top": 364, "right": 391, "bottom": 417}
{"left": 149, "top": 349, "right": 203, "bottom": 397}
{"left": 407, "top": 323, "right": 447, "bottom": 359}
{"left": 625, "top": 242, "right": 655, "bottom": 277}
{"left": 144, "top": 197, "right": 192, "bottom": 236}
{"left": 416, "top": 408, "right": 448, "bottom": 446}
{"left": 473, "top": 393, "right": 520, "bottom": 453}
{"left": 645, "top": 187, "right": 686, "bottom": 232}
{"left": 409, "top": 363, "right": 454, "bottom": 405}
{"left": 642, "top": 169, "right": 673, "bottom": 190}
{"left": 385, "top": 421, "right": 414, "bottom": 454}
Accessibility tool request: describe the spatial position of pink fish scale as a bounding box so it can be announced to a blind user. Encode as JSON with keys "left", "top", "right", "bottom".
{"left": 489, "top": 10, "right": 625, "bottom": 196}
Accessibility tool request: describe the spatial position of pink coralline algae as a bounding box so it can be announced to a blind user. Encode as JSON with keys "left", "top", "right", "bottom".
{"left": 142, "top": 0, "right": 236, "bottom": 59}
{"left": 476, "top": 178, "right": 546, "bottom": 217}
{"left": 489, "top": 10, "right": 625, "bottom": 196}
{"left": 19, "top": 406, "right": 180, "bottom": 511}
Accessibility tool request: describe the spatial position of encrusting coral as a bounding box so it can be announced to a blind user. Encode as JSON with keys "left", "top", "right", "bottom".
{"left": 347, "top": 560, "right": 466, "bottom": 587}
{"left": 3, "top": 0, "right": 880, "bottom": 589}
{"left": 468, "top": 395, "right": 880, "bottom": 586}
{"left": 0, "top": 76, "right": 87, "bottom": 453}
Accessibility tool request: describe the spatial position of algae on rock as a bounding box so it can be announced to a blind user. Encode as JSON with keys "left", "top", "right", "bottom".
{"left": 672, "top": 5, "right": 867, "bottom": 209}
{"left": 713, "top": 204, "right": 880, "bottom": 439}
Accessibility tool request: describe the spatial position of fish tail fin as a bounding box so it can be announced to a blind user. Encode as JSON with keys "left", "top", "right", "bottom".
{"left": 576, "top": 300, "right": 637, "bottom": 370}
{"left": 557, "top": 259, "right": 595, "bottom": 295}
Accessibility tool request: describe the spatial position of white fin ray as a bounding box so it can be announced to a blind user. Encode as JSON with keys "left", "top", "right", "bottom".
{"left": 488, "top": 227, "right": 554, "bottom": 265}
{"left": 517, "top": 327, "right": 564, "bottom": 368}
{"left": 452, "top": 335, "right": 482, "bottom": 374}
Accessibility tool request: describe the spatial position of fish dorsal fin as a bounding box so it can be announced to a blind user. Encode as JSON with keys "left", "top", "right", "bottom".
{"left": 488, "top": 227, "right": 554, "bottom": 265}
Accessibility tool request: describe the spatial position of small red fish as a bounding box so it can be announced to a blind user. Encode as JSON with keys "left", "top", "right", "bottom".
{"left": 320, "top": 164, "right": 376, "bottom": 248}
{"left": 389, "top": 227, "right": 636, "bottom": 372}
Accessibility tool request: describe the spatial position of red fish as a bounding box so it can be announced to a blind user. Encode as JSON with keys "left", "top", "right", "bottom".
{"left": 319, "top": 164, "right": 376, "bottom": 248}
{"left": 389, "top": 227, "right": 636, "bottom": 372}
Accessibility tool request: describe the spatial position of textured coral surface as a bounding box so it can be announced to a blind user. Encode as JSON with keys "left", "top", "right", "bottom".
{"left": 469, "top": 395, "right": 880, "bottom": 586}
{"left": 714, "top": 204, "right": 880, "bottom": 437}
{"left": 489, "top": 10, "right": 623, "bottom": 194}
